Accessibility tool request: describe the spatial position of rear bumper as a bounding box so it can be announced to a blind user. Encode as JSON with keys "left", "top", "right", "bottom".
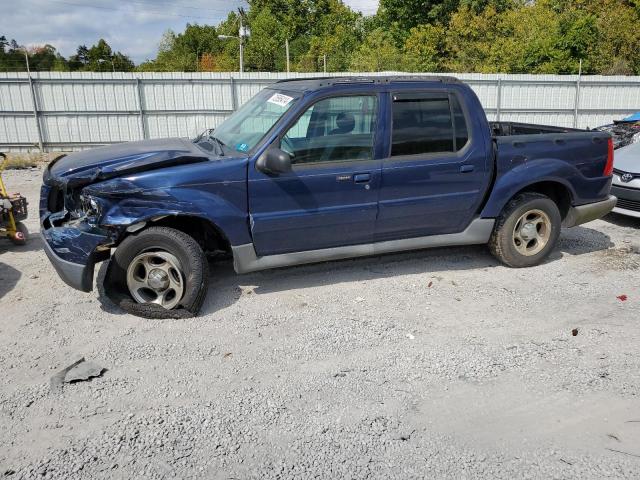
{"left": 563, "top": 195, "right": 617, "bottom": 227}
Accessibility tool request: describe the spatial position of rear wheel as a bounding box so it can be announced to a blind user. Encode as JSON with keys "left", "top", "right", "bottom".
{"left": 104, "top": 227, "right": 209, "bottom": 318}
{"left": 489, "top": 193, "right": 561, "bottom": 268}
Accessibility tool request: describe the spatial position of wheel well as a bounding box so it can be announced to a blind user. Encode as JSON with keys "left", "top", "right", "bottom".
{"left": 517, "top": 182, "right": 572, "bottom": 220}
{"left": 143, "top": 215, "right": 231, "bottom": 255}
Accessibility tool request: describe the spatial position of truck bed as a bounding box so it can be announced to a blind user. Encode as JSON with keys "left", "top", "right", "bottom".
{"left": 490, "top": 121, "right": 582, "bottom": 136}
{"left": 490, "top": 126, "right": 612, "bottom": 207}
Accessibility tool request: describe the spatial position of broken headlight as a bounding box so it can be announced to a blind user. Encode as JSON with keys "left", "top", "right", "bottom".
{"left": 78, "top": 194, "right": 102, "bottom": 220}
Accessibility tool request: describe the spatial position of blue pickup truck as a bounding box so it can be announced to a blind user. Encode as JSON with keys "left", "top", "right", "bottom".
{"left": 40, "top": 76, "right": 616, "bottom": 317}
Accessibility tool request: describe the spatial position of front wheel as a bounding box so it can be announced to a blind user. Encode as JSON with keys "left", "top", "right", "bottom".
{"left": 489, "top": 193, "right": 562, "bottom": 268}
{"left": 104, "top": 227, "right": 209, "bottom": 318}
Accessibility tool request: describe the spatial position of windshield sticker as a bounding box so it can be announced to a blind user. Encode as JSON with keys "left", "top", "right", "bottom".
{"left": 267, "top": 93, "right": 294, "bottom": 108}
{"left": 236, "top": 143, "right": 249, "bottom": 152}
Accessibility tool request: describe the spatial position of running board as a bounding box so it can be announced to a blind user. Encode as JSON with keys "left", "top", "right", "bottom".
{"left": 232, "top": 218, "right": 495, "bottom": 274}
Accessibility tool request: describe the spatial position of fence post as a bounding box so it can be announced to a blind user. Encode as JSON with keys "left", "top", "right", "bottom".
{"left": 573, "top": 73, "right": 582, "bottom": 129}
{"left": 496, "top": 78, "right": 502, "bottom": 122}
{"left": 27, "top": 75, "right": 44, "bottom": 152}
{"left": 136, "top": 78, "right": 147, "bottom": 139}
{"left": 230, "top": 76, "right": 238, "bottom": 112}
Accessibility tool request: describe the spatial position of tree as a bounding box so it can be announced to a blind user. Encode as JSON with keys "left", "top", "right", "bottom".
{"left": 444, "top": 5, "right": 502, "bottom": 72}
{"left": 140, "top": 24, "right": 222, "bottom": 71}
{"left": 349, "top": 28, "right": 403, "bottom": 72}
{"left": 68, "top": 45, "right": 89, "bottom": 70}
{"left": 29, "top": 45, "right": 67, "bottom": 71}
{"left": 587, "top": 0, "right": 640, "bottom": 75}
{"left": 294, "top": 0, "right": 363, "bottom": 72}
{"left": 377, "top": 0, "right": 456, "bottom": 33}
{"left": 403, "top": 24, "right": 447, "bottom": 72}
{"left": 245, "top": 8, "right": 284, "bottom": 71}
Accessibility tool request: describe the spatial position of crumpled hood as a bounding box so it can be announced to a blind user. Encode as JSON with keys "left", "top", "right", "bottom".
{"left": 614, "top": 141, "right": 640, "bottom": 174}
{"left": 46, "top": 137, "right": 212, "bottom": 188}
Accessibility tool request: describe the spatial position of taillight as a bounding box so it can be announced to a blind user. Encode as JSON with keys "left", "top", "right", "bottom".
{"left": 603, "top": 137, "right": 614, "bottom": 176}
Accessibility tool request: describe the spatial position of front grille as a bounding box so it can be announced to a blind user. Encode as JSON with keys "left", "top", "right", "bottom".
{"left": 616, "top": 198, "right": 640, "bottom": 212}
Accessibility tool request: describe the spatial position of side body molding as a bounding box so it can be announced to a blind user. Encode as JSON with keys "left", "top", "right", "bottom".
{"left": 233, "top": 217, "right": 495, "bottom": 274}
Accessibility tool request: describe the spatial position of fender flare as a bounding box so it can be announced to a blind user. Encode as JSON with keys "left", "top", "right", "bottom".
{"left": 481, "top": 158, "right": 579, "bottom": 218}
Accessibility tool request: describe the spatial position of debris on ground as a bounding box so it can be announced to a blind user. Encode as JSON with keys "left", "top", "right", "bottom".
{"left": 50, "top": 358, "right": 105, "bottom": 392}
{"left": 572, "top": 328, "right": 579, "bottom": 336}
{"left": 64, "top": 360, "right": 106, "bottom": 383}
{"left": 617, "top": 295, "right": 628, "bottom": 302}
{"left": 606, "top": 448, "right": 640, "bottom": 459}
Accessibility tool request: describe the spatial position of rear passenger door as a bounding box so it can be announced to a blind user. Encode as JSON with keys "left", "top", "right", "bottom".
{"left": 376, "top": 91, "right": 490, "bottom": 241}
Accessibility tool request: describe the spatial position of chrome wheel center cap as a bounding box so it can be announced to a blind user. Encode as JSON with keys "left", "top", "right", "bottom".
{"left": 148, "top": 269, "right": 169, "bottom": 291}
{"left": 520, "top": 222, "right": 537, "bottom": 240}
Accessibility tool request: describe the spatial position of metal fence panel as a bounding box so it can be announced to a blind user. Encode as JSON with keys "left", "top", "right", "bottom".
{"left": 1, "top": 71, "right": 639, "bottom": 151}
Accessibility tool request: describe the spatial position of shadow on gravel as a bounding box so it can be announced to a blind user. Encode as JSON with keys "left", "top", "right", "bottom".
{"left": 553, "top": 225, "right": 614, "bottom": 257}
{"left": 602, "top": 212, "right": 640, "bottom": 229}
{"left": 201, "top": 244, "right": 499, "bottom": 315}
{"left": 0, "top": 228, "right": 44, "bottom": 254}
{"left": 0, "top": 262, "right": 21, "bottom": 300}
{"left": 94, "top": 225, "right": 616, "bottom": 317}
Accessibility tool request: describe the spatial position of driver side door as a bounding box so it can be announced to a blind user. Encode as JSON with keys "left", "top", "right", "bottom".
{"left": 248, "top": 94, "right": 381, "bottom": 257}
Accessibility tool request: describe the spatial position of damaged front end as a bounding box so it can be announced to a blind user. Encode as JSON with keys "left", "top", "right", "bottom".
{"left": 39, "top": 139, "right": 212, "bottom": 292}
{"left": 40, "top": 169, "right": 118, "bottom": 292}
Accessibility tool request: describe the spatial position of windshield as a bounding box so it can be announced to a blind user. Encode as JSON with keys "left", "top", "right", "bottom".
{"left": 200, "top": 88, "right": 300, "bottom": 154}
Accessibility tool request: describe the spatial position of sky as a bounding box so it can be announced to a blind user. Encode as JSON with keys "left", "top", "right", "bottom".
{"left": 3, "top": 0, "right": 380, "bottom": 64}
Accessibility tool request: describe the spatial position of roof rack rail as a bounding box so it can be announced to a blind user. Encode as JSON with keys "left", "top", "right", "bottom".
{"left": 275, "top": 75, "right": 461, "bottom": 86}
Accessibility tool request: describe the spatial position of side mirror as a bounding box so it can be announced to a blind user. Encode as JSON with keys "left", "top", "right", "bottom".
{"left": 256, "top": 147, "right": 292, "bottom": 175}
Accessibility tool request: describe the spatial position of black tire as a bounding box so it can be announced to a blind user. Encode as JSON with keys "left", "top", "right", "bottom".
{"left": 104, "top": 227, "right": 209, "bottom": 318}
{"left": 489, "top": 193, "right": 562, "bottom": 268}
{"left": 9, "top": 222, "right": 28, "bottom": 245}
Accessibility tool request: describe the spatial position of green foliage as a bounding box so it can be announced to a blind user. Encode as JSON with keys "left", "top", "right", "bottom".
{"left": 139, "top": 24, "right": 222, "bottom": 72}
{"left": 2, "top": 0, "right": 640, "bottom": 74}
{"left": 349, "top": 28, "right": 403, "bottom": 72}
{"left": 403, "top": 24, "right": 447, "bottom": 72}
{"left": 0, "top": 36, "right": 133, "bottom": 72}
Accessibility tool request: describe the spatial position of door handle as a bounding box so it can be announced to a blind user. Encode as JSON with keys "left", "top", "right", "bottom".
{"left": 353, "top": 173, "right": 371, "bottom": 183}
{"left": 459, "top": 165, "right": 475, "bottom": 173}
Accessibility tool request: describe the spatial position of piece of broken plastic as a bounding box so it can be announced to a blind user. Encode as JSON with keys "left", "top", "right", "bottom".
{"left": 64, "top": 360, "right": 105, "bottom": 383}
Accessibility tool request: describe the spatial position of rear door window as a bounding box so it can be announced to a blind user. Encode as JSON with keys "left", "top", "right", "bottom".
{"left": 391, "top": 92, "right": 468, "bottom": 157}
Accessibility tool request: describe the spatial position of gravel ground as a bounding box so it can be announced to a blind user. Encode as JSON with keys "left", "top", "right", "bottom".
{"left": 1, "top": 167, "right": 639, "bottom": 479}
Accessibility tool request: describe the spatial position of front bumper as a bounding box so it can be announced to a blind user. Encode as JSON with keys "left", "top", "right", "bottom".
{"left": 563, "top": 195, "right": 617, "bottom": 227}
{"left": 41, "top": 224, "right": 111, "bottom": 292}
{"left": 611, "top": 185, "right": 640, "bottom": 218}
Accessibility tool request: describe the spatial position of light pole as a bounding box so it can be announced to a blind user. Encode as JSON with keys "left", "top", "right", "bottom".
{"left": 286, "top": 38, "right": 290, "bottom": 74}
{"left": 98, "top": 58, "right": 115, "bottom": 72}
{"left": 218, "top": 34, "right": 244, "bottom": 73}
{"left": 218, "top": 16, "right": 250, "bottom": 73}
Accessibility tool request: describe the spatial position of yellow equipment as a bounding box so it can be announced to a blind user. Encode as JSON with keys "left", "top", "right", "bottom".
{"left": 0, "top": 153, "right": 29, "bottom": 245}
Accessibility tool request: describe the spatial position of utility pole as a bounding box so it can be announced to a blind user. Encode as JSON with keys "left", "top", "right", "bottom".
{"left": 239, "top": 21, "right": 244, "bottom": 73}
{"left": 323, "top": 54, "right": 327, "bottom": 73}
{"left": 24, "top": 50, "right": 30, "bottom": 74}
{"left": 286, "top": 38, "right": 290, "bottom": 74}
{"left": 238, "top": 7, "right": 247, "bottom": 74}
